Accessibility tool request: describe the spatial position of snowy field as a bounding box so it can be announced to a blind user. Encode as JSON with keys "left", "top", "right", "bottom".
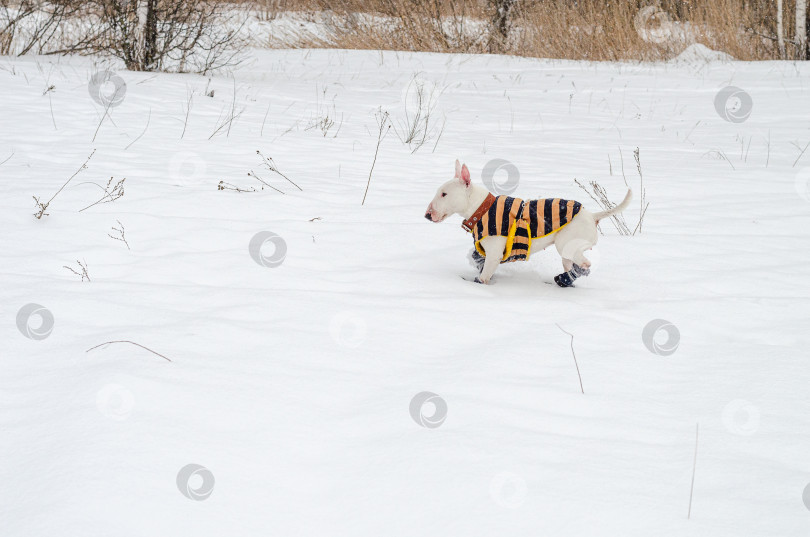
{"left": 2, "top": 46, "right": 810, "bottom": 536}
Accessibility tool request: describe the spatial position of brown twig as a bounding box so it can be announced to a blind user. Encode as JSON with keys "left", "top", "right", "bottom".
{"left": 34, "top": 149, "right": 95, "bottom": 219}
{"left": 86, "top": 340, "right": 172, "bottom": 362}
{"left": 256, "top": 150, "right": 302, "bottom": 191}
{"left": 688, "top": 422, "right": 699, "bottom": 519}
{"left": 78, "top": 176, "right": 125, "bottom": 212}
{"left": 556, "top": 323, "right": 584, "bottom": 395}
{"left": 63, "top": 259, "right": 90, "bottom": 281}
{"left": 217, "top": 180, "right": 257, "bottom": 193}
{"left": 108, "top": 220, "right": 130, "bottom": 250}
{"left": 363, "top": 108, "right": 391, "bottom": 205}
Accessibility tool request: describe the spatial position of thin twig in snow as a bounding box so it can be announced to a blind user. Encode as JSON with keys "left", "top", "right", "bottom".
{"left": 688, "top": 423, "right": 699, "bottom": 519}
{"left": 363, "top": 109, "right": 391, "bottom": 206}
{"left": 34, "top": 149, "right": 95, "bottom": 219}
{"left": 63, "top": 259, "right": 90, "bottom": 281}
{"left": 256, "top": 151, "right": 302, "bottom": 191}
{"left": 261, "top": 102, "right": 270, "bottom": 136}
{"left": 92, "top": 84, "right": 124, "bottom": 142}
{"left": 793, "top": 141, "right": 810, "bottom": 168}
{"left": 181, "top": 89, "right": 193, "bottom": 140}
{"left": 78, "top": 176, "right": 125, "bottom": 212}
{"left": 86, "top": 340, "right": 172, "bottom": 362}
{"left": 108, "top": 220, "right": 130, "bottom": 250}
{"left": 247, "top": 170, "right": 285, "bottom": 194}
{"left": 125, "top": 108, "right": 151, "bottom": 150}
{"left": 556, "top": 324, "right": 584, "bottom": 395}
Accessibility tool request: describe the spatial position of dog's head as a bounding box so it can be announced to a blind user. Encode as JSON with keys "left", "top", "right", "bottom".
{"left": 425, "top": 159, "right": 472, "bottom": 223}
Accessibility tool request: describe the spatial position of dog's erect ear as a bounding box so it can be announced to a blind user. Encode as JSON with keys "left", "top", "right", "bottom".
{"left": 460, "top": 163, "right": 471, "bottom": 187}
{"left": 454, "top": 159, "right": 462, "bottom": 178}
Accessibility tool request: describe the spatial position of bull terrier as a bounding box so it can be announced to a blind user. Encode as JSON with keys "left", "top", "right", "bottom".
{"left": 425, "top": 160, "right": 632, "bottom": 286}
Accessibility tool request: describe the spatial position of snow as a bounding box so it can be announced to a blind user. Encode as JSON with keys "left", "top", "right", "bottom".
{"left": 2, "top": 48, "right": 810, "bottom": 536}
{"left": 671, "top": 43, "right": 735, "bottom": 64}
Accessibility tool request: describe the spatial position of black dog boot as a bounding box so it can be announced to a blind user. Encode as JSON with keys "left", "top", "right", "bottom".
{"left": 554, "top": 263, "right": 590, "bottom": 288}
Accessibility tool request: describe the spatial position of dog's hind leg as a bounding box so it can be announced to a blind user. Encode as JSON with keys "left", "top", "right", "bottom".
{"left": 562, "top": 258, "right": 574, "bottom": 272}
{"left": 573, "top": 250, "right": 592, "bottom": 269}
{"left": 555, "top": 236, "right": 594, "bottom": 287}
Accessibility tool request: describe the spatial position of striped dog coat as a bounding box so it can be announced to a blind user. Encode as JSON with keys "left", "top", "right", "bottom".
{"left": 469, "top": 196, "right": 582, "bottom": 263}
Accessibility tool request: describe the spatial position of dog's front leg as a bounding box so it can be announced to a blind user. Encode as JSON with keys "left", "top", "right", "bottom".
{"left": 476, "top": 236, "right": 506, "bottom": 284}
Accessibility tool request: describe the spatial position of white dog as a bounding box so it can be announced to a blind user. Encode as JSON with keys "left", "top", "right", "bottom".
{"left": 425, "top": 160, "right": 632, "bottom": 286}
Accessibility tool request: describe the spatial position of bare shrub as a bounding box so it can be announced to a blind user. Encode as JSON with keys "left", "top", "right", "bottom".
{"left": 47, "top": 0, "right": 249, "bottom": 73}
{"left": 267, "top": 0, "right": 808, "bottom": 61}
{"left": 0, "top": 0, "right": 83, "bottom": 55}
{"left": 394, "top": 75, "right": 445, "bottom": 153}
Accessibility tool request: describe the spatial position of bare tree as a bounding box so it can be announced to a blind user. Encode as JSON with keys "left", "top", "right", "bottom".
{"left": 798, "top": 0, "right": 808, "bottom": 60}
{"left": 49, "top": 0, "right": 249, "bottom": 73}
{"left": 0, "top": 0, "right": 83, "bottom": 55}
{"left": 488, "top": 0, "right": 516, "bottom": 53}
{"left": 777, "top": 0, "right": 787, "bottom": 59}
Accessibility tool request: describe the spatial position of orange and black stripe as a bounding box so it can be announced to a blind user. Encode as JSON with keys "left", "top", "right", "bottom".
{"left": 522, "top": 198, "right": 582, "bottom": 238}
{"left": 470, "top": 196, "right": 582, "bottom": 264}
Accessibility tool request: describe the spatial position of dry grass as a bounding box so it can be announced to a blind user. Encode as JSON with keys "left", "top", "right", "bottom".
{"left": 248, "top": 0, "right": 809, "bottom": 61}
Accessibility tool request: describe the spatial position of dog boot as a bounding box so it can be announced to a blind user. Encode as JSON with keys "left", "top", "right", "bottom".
{"left": 554, "top": 263, "right": 590, "bottom": 288}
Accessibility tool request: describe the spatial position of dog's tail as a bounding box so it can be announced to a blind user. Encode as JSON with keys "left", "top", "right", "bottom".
{"left": 592, "top": 189, "right": 633, "bottom": 224}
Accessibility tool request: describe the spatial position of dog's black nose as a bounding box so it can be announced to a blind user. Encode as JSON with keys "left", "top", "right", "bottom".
{"left": 424, "top": 213, "right": 432, "bottom": 221}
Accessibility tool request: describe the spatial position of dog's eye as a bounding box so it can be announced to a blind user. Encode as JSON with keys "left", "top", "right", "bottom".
{"left": 441, "top": 192, "right": 447, "bottom": 197}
